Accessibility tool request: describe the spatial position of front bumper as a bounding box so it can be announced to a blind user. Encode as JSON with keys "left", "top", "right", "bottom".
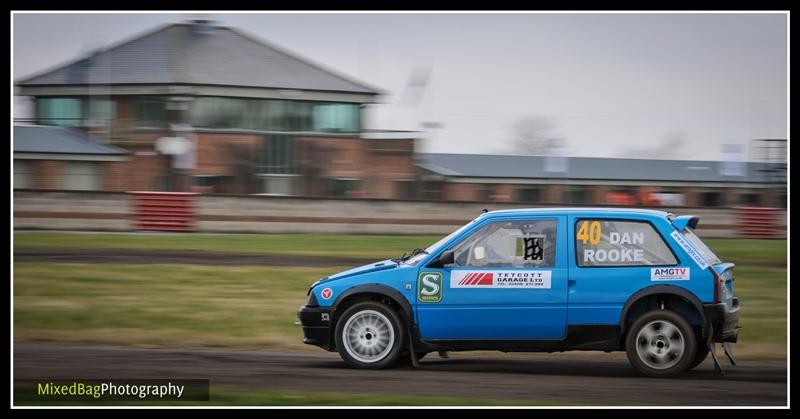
{"left": 703, "top": 297, "right": 740, "bottom": 343}
{"left": 297, "top": 305, "right": 334, "bottom": 350}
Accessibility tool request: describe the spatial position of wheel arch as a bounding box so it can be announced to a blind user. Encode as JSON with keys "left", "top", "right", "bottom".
{"left": 620, "top": 285, "right": 706, "bottom": 335}
{"left": 332, "top": 284, "right": 414, "bottom": 326}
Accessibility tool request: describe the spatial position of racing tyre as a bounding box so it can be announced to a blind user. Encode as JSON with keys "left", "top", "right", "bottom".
{"left": 625, "top": 310, "right": 697, "bottom": 378}
{"left": 335, "top": 301, "right": 405, "bottom": 369}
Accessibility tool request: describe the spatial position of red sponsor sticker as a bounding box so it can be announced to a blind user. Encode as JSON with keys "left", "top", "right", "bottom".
{"left": 458, "top": 272, "right": 494, "bottom": 286}
{"left": 321, "top": 288, "right": 333, "bottom": 300}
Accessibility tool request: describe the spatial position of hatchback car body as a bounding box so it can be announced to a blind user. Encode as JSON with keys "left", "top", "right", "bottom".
{"left": 298, "top": 208, "right": 740, "bottom": 377}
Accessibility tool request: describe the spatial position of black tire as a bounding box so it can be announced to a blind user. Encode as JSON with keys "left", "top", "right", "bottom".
{"left": 625, "top": 310, "right": 697, "bottom": 378}
{"left": 688, "top": 340, "right": 710, "bottom": 369}
{"left": 334, "top": 301, "right": 405, "bottom": 369}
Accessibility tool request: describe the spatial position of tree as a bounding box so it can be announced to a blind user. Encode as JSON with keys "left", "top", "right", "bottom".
{"left": 509, "top": 116, "right": 566, "bottom": 156}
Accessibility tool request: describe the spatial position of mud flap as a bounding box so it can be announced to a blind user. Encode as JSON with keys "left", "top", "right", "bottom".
{"left": 706, "top": 325, "right": 725, "bottom": 374}
{"left": 722, "top": 342, "right": 737, "bottom": 366}
{"left": 407, "top": 323, "right": 419, "bottom": 368}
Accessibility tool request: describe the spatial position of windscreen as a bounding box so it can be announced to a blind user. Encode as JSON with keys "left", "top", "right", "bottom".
{"left": 404, "top": 216, "right": 481, "bottom": 266}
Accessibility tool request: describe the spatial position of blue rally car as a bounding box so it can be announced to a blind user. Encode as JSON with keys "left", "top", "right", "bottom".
{"left": 298, "top": 208, "right": 740, "bottom": 377}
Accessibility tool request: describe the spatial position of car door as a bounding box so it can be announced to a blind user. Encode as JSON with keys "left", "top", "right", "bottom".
{"left": 415, "top": 216, "right": 568, "bottom": 340}
{"left": 566, "top": 216, "right": 683, "bottom": 325}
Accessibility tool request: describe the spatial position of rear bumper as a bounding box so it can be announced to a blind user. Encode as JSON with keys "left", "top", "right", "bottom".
{"left": 297, "top": 305, "right": 334, "bottom": 350}
{"left": 703, "top": 297, "right": 740, "bottom": 343}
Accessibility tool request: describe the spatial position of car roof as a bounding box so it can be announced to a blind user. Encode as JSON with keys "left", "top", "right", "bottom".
{"left": 484, "top": 207, "right": 673, "bottom": 218}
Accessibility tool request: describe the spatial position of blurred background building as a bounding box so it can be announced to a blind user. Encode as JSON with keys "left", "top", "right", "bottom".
{"left": 14, "top": 19, "right": 787, "bottom": 209}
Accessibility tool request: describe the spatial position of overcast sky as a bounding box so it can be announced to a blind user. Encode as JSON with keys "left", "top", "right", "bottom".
{"left": 12, "top": 12, "right": 788, "bottom": 161}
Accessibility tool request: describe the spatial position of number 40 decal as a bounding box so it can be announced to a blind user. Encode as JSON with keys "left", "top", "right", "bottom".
{"left": 577, "top": 221, "right": 602, "bottom": 245}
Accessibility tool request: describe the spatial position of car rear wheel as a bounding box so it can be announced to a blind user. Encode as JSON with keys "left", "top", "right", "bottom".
{"left": 625, "top": 310, "right": 696, "bottom": 378}
{"left": 335, "top": 302, "right": 405, "bottom": 369}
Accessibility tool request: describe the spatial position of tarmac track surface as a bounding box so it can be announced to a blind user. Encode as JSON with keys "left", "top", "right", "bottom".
{"left": 14, "top": 343, "right": 786, "bottom": 406}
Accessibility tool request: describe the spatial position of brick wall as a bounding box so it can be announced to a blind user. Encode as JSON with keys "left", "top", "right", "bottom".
{"left": 32, "top": 160, "right": 63, "bottom": 190}
{"left": 104, "top": 148, "right": 171, "bottom": 191}
{"left": 194, "top": 132, "right": 262, "bottom": 177}
{"left": 443, "top": 183, "right": 476, "bottom": 201}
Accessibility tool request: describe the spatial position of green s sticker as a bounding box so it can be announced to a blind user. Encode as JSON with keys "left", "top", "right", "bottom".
{"left": 417, "top": 272, "right": 443, "bottom": 303}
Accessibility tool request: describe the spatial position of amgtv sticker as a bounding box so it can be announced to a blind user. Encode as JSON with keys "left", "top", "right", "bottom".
{"left": 651, "top": 267, "right": 691, "bottom": 281}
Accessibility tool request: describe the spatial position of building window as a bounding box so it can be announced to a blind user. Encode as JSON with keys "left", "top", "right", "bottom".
{"left": 153, "top": 174, "right": 174, "bottom": 192}
{"left": 86, "top": 99, "right": 116, "bottom": 127}
{"left": 421, "top": 181, "right": 443, "bottom": 200}
{"left": 395, "top": 180, "right": 417, "bottom": 199}
{"left": 264, "top": 100, "right": 286, "bottom": 131}
{"left": 328, "top": 178, "right": 362, "bottom": 197}
{"left": 286, "top": 101, "right": 313, "bottom": 132}
{"left": 738, "top": 192, "right": 762, "bottom": 206}
{"left": 136, "top": 97, "right": 168, "bottom": 128}
{"left": 517, "top": 186, "right": 542, "bottom": 203}
{"left": 476, "top": 184, "right": 494, "bottom": 202}
{"left": 63, "top": 161, "right": 102, "bottom": 191}
{"left": 701, "top": 191, "right": 722, "bottom": 207}
{"left": 189, "top": 98, "right": 361, "bottom": 133}
{"left": 566, "top": 186, "right": 589, "bottom": 204}
{"left": 313, "top": 103, "right": 360, "bottom": 133}
{"left": 38, "top": 98, "right": 83, "bottom": 126}
{"left": 14, "top": 159, "right": 33, "bottom": 189}
{"left": 192, "top": 175, "right": 230, "bottom": 193}
{"left": 261, "top": 134, "right": 293, "bottom": 174}
{"left": 258, "top": 174, "right": 298, "bottom": 196}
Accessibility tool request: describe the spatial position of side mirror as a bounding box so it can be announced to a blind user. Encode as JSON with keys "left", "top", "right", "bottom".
{"left": 428, "top": 249, "right": 455, "bottom": 268}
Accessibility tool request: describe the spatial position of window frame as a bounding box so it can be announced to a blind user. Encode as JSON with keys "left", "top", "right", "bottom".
{"left": 134, "top": 97, "right": 169, "bottom": 129}
{"left": 573, "top": 218, "right": 680, "bottom": 269}
{"left": 566, "top": 185, "right": 590, "bottom": 204}
{"left": 61, "top": 161, "right": 102, "bottom": 191}
{"left": 517, "top": 186, "right": 542, "bottom": 203}
{"left": 13, "top": 159, "right": 34, "bottom": 189}
{"left": 37, "top": 97, "right": 84, "bottom": 127}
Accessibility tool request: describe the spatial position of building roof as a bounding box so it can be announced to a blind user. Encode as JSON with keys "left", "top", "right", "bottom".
{"left": 16, "top": 21, "right": 379, "bottom": 95}
{"left": 417, "top": 153, "right": 778, "bottom": 184}
{"left": 14, "top": 125, "right": 128, "bottom": 155}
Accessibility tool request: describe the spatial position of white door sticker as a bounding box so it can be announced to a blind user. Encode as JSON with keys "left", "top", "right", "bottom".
{"left": 670, "top": 231, "right": 710, "bottom": 270}
{"left": 450, "top": 270, "right": 552, "bottom": 289}
{"left": 651, "top": 267, "right": 691, "bottom": 281}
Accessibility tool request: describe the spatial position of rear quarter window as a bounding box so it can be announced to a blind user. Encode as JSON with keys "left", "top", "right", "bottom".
{"left": 681, "top": 227, "right": 722, "bottom": 265}
{"left": 575, "top": 219, "right": 678, "bottom": 267}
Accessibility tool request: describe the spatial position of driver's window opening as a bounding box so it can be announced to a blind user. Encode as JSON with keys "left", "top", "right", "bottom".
{"left": 454, "top": 220, "right": 557, "bottom": 268}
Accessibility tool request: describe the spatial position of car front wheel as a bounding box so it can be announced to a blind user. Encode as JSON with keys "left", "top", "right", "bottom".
{"left": 334, "top": 301, "right": 405, "bottom": 369}
{"left": 625, "top": 310, "right": 697, "bottom": 378}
